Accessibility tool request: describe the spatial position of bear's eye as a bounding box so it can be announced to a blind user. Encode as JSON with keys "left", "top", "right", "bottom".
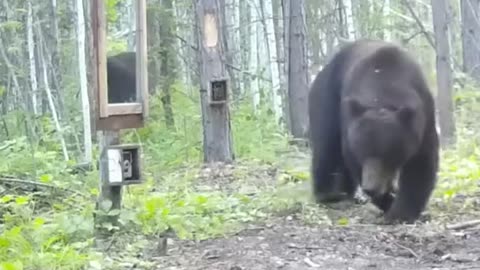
{"left": 384, "top": 105, "right": 398, "bottom": 112}
{"left": 347, "top": 99, "right": 366, "bottom": 116}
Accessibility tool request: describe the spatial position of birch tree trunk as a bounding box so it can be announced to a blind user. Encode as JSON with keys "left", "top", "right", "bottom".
{"left": 76, "top": 0, "right": 92, "bottom": 163}
{"left": 272, "top": 0, "right": 287, "bottom": 127}
{"left": 39, "top": 40, "right": 69, "bottom": 161}
{"left": 256, "top": 1, "right": 268, "bottom": 105}
{"left": 48, "top": 0, "right": 65, "bottom": 118}
{"left": 239, "top": 0, "right": 251, "bottom": 97}
{"left": 383, "top": 0, "right": 392, "bottom": 41}
{"left": 250, "top": 2, "right": 260, "bottom": 111}
{"left": 27, "top": 1, "right": 38, "bottom": 116}
{"left": 260, "top": 0, "right": 282, "bottom": 124}
{"left": 222, "top": 0, "right": 240, "bottom": 99}
{"left": 344, "top": 0, "right": 356, "bottom": 39}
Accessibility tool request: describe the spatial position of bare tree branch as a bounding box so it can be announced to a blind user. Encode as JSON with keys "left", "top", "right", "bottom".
{"left": 401, "top": 0, "right": 435, "bottom": 48}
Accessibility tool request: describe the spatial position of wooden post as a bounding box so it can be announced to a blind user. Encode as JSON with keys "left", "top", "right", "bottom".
{"left": 195, "top": 0, "right": 234, "bottom": 163}
{"left": 90, "top": 0, "right": 147, "bottom": 237}
{"left": 94, "top": 130, "right": 122, "bottom": 234}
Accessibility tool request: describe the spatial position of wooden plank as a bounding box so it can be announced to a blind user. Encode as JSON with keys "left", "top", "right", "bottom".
{"left": 107, "top": 103, "right": 143, "bottom": 115}
{"left": 97, "top": 0, "right": 108, "bottom": 118}
{"left": 96, "top": 114, "right": 144, "bottom": 130}
{"left": 90, "top": 0, "right": 99, "bottom": 135}
{"left": 136, "top": 0, "right": 149, "bottom": 118}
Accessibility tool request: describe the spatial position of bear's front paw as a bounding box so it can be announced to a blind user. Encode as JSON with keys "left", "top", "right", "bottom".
{"left": 384, "top": 207, "right": 419, "bottom": 224}
{"left": 353, "top": 188, "right": 369, "bottom": 205}
{"left": 314, "top": 191, "right": 349, "bottom": 204}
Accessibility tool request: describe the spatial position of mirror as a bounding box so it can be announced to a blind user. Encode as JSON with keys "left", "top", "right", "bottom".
{"left": 105, "top": 1, "right": 138, "bottom": 104}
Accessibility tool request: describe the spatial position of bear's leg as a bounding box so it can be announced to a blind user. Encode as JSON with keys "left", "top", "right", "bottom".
{"left": 309, "top": 96, "right": 345, "bottom": 201}
{"left": 341, "top": 145, "right": 361, "bottom": 199}
{"left": 385, "top": 149, "right": 437, "bottom": 223}
{"left": 370, "top": 193, "right": 395, "bottom": 212}
{"left": 311, "top": 134, "right": 344, "bottom": 202}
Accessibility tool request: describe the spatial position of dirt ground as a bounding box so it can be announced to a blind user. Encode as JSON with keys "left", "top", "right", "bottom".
{"left": 123, "top": 150, "right": 480, "bottom": 270}
{"left": 155, "top": 217, "right": 480, "bottom": 270}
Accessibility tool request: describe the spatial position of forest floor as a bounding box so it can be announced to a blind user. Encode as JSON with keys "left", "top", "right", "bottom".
{"left": 156, "top": 216, "right": 480, "bottom": 270}
{"left": 107, "top": 149, "right": 480, "bottom": 270}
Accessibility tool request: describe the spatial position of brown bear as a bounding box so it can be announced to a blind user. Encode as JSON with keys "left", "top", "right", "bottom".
{"left": 308, "top": 39, "right": 439, "bottom": 223}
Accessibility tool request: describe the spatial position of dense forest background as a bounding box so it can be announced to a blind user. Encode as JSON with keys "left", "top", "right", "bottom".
{"left": 1, "top": 0, "right": 480, "bottom": 269}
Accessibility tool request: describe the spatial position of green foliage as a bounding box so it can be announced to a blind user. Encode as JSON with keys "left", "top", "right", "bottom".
{"left": 106, "top": 0, "right": 121, "bottom": 24}
{"left": 433, "top": 87, "right": 480, "bottom": 201}
{"left": 0, "top": 116, "right": 100, "bottom": 269}
{"left": 232, "top": 103, "right": 289, "bottom": 162}
{"left": 0, "top": 193, "right": 96, "bottom": 270}
{"left": 123, "top": 191, "right": 246, "bottom": 240}
{"left": 122, "top": 82, "right": 203, "bottom": 170}
{"left": 0, "top": 21, "right": 23, "bottom": 32}
{"left": 106, "top": 39, "right": 128, "bottom": 56}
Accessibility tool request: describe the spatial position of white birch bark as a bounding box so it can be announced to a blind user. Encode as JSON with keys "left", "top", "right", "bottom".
{"left": 76, "top": 0, "right": 92, "bottom": 163}
{"left": 262, "top": 0, "right": 282, "bottom": 123}
{"left": 40, "top": 46, "right": 69, "bottom": 161}
{"left": 250, "top": 2, "right": 260, "bottom": 111}
{"left": 344, "top": 0, "right": 356, "bottom": 39}
{"left": 27, "top": 1, "right": 38, "bottom": 115}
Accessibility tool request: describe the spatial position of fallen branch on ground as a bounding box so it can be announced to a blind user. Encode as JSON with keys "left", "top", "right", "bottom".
{"left": 0, "top": 176, "right": 89, "bottom": 199}
{"left": 446, "top": 220, "right": 480, "bottom": 230}
{"left": 393, "top": 242, "right": 420, "bottom": 259}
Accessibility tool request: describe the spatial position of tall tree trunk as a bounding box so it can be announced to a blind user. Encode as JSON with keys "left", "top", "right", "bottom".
{"left": 39, "top": 39, "right": 69, "bottom": 161}
{"left": 250, "top": 1, "right": 260, "bottom": 112}
{"left": 431, "top": 0, "right": 456, "bottom": 146}
{"left": 221, "top": 0, "right": 240, "bottom": 100}
{"left": 76, "top": 0, "right": 92, "bottom": 163}
{"left": 383, "top": 0, "right": 392, "bottom": 41}
{"left": 286, "top": 0, "right": 309, "bottom": 139}
{"left": 239, "top": 0, "right": 251, "bottom": 97}
{"left": 159, "top": 0, "right": 176, "bottom": 128}
{"left": 256, "top": 0, "right": 268, "bottom": 107}
{"left": 261, "top": 0, "right": 282, "bottom": 124}
{"left": 461, "top": 0, "right": 480, "bottom": 82}
{"left": 48, "top": 0, "right": 65, "bottom": 119}
{"left": 344, "top": 0, "right": 356, "bottom": 39}
{"left": 27, "top": 0, "right": 39, "bottom": 116}
{"left": 146, "top": 3, "right": 161, "bottom": 96}
{"left": 194, "top": 0, "right": 234, "bottom": 163}
{"left": 272, "top": 0, "right": 287, "bottom": 127}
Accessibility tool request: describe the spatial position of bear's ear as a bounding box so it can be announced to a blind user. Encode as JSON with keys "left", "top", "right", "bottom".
{"left": 396, "top": 106, "right": 414, "bottom": 123}
{"left": 370, "top": 46, "right": 403, "bottom": 69}
{"left": 345, "top": 98, "right": 366, "bottom": 117}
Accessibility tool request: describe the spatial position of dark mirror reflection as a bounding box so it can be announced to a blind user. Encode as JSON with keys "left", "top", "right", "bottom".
{"left": 105, "top": 2, "right": 137, "bottom": 104}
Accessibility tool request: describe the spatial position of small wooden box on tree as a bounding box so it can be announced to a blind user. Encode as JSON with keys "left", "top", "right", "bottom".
{"left": 208, "top": 77, "right": 229, "bottom": 105}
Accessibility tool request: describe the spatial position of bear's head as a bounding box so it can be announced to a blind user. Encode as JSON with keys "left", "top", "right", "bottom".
{"left": 342, "top": 93, "right": 426, "bottom": 197}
